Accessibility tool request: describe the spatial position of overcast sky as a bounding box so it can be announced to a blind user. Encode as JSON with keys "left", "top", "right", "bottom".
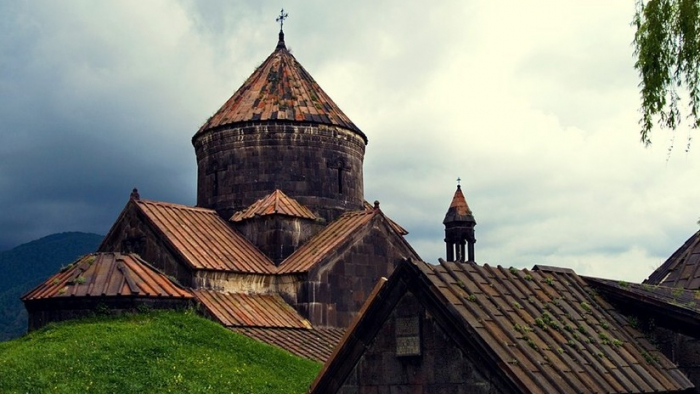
{"left": 1, "top": 1, "right": 698, "bottom": 282}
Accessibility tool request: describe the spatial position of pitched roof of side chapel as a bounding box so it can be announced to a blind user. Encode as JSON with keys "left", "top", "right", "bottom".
{"left": 277, "top": 205, "right": 415, "bottom": 274}
{"left": 312, "top": 260, "right": 694, "bottom": 394}
{"left": 194, "top": 289, "right": 344, "bottom": 362}
{"left": 194, "top": 289, "right": 311, "bottom": 329}
{"left": 232, "top": 326, "right": 345, "bottom": 363}
{"left": 230, "top": 189, "right": 317, "bottom": 222}
{"left": 583, "top": 276, "right": 700, "bottom": 337}
{"left": 107, "top": 199, "right": 277, "bottom": 274}
{"left": 196, "top": 32, "right": 364, "bottom": 140}
{"left": 362, "top": 201, "right": 408, "bottom": 235}
{"left": 23, "top": 253, "right": 193, "bottom": 301}
{"left": 644, "top": 230, "right": 700, "bottom": 289}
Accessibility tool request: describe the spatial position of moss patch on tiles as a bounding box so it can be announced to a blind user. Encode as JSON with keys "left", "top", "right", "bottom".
{"left": 0, "top": 310, "right": 321, "bottom": 393}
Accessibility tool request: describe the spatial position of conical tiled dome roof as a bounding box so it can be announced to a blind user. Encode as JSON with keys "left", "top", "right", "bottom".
{"left": 443, "top": 185, "right": 475, "bottom": 224}
{"left": 197, "top": 35, "right": 365, "bottom": 141}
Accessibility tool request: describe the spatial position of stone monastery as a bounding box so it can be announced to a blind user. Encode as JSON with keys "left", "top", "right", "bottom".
{"left": 23, "top": 25, "right": 419, "bottom": 362}
{"left": 22, "top": 18, "right": 700, "bottom": 393}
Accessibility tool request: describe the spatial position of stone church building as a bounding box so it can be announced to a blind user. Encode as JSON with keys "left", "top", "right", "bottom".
{"left": 23, "top": 27, "right": 419, "bottom": 362}
{"left": 22, "top": 19, "right": 700, "bottom": 393}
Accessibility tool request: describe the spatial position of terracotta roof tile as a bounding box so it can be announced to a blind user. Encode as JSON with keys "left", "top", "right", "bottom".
{"left": 196, "top": 43, "right": 364, "bottom": 141}
{"left": 443, "top": 185, "right": 475, "bottom": 224}
{"left": 194, "top": 289, "right": 311, "bottom": 329}
{"left": 362, "top": 201, "right": 408, "bottom": 235}
{"left": 645, "top": 230, "right": 700, "bottom": 289}
{"left": 585, "top": 276, "right": 700, "bottom": 313}
{"left": 231, "top": 327, "right": 344, "bottom": 363}
{"left": 22, "top": 253, "right": 193, "bottom": 300}
{"left": 410, "top": 260, "right": 693, "bottom": 393}
{"left": 135, "top": 199, "right": 276, "bottom": 274}
{"left": 230, "top": 189, "right": 316, "bottom": 222}
{"left": 277, "top": 208, "right": 380, "bottom": 273}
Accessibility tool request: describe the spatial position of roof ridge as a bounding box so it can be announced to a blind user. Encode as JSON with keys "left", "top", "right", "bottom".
{"left": 277, "top": 209, "right": 379, "bottom": 273}
{"left": 230, "top": 189, "right": 316, "bottom": 222}
{"left": 21, "top": 253, "right": 193, "bottom": 301}
{"left": 136, "top": 199, "right": 215, "bottom": 213}
{"left": 132, "top": 198, "right": 276, "bottom": 273}
{"left": 645, "top": 230, "right": 700, "bottom": 288}
{"left": 272, "top": 189, "right": 281, "bottom": 214}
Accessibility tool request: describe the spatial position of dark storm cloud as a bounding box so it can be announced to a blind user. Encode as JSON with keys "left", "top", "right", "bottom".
{"left": 0, "top": 2, "right": 198, "bottom": 250}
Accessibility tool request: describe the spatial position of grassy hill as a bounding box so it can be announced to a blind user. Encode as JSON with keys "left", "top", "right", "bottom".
{"left": 0, "top": 232, "right": 103, "bottom": 340}
{"left": 0, "top": 310, "right": 322, "bottom": 393}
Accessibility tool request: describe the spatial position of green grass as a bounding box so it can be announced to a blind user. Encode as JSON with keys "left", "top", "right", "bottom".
{"left": 0, "top": 310, "right": 321, "bottom": 393}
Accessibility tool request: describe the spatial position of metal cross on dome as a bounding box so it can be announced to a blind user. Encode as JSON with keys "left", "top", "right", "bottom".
{"left": 276, "top": 9, "right": 288, "bottom": 32}
{"left": 457, "top": 177, "right": 461, "bottom": 186}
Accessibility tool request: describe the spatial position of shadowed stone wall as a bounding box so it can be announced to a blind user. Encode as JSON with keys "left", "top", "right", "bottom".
{"left": 654, "top": 327, "right": 700, "bottom": 393}
{"left": 233, "top": 216, "right": 324, "bottom": 265}
{"left": 292, "top": 223, "right": 417, "bottom": 328}
{"left": 337, "top": 292, "right": 513, "bottom": 394}
{"left": 99, "top": 205, "right": 193, "bottom": 287}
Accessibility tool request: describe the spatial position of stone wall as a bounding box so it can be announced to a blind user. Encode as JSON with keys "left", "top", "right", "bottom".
{"left": 99, "top": 204, "right": 193, "bottom": 287}
{"left": 337, "top": 291, "right": 513, "bottom": 394}
{"left": 193, "top": 271, "right": 287, "bottom": 293}
{"left": 193, "top": 121, "right": 366, "bottom": 223}
{"left": 25, "top": 297, "right": 191, "bottom": 331}
{"left": 233, "top": 216, "right": 324, "bottom": 264}
{"left": 654, "top": 327, "right": 700, "bottom": 393}
{"left": 293, "top": 222, "right": 417, "bottom": 328}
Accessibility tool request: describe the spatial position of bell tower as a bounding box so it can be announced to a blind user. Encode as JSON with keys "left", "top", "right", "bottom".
{"left": 443, "top": 181, "right": 476, "bottom": 262}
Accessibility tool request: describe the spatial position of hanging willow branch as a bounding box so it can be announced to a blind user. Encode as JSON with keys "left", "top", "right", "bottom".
{"left": 633, "top": 0, "right": 700, "bottom": 146}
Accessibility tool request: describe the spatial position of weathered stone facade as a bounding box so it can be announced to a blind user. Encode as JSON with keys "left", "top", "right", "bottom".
{"left": 193, "top": 122, "right": 366, "bottom": 223}
{"left": 655, "top": 328, "right": 700, "bottom": 392}
{"left": 232, "top": 215, "right": 323, "bottom": 265}
{"left": 293, "top": 222, "right": 415, "bottom": 328}
{"left": 25, "top": 297, "right": 190, "bottom": 331}
{"left": 336, "top": 291, "right": 512, "bottom": 393}
{"left": 99, "top": 202, "right": 194, "bottom": 287}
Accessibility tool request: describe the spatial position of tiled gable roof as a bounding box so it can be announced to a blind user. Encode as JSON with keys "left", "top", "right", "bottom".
{"left": 231, "top": 327, "right": 344, "bottom": 362}
{"left": 194, "top": 289, "right": 311, "bottom": 329}
{"left": 277, "top": 207, "right": 408, "bottom": 274}
{"left": 22, "top": 253, "right": 192, "bottom": 300}
{"left": 232, "top": 327, "right": 344, "bottom": 363}
{"left": 419, "top": 261, "right": 691, "bottom": 393}
{"left": 134, "top": 200, "right": 275, "bottom": 274}
{"left": 194, "top": 288, "right": 343, "bottom": 362}
{"left": 196, "top": 43, "right": 364, "bottom": 140}
{"left": 645, "top": 230, "right": 700, "bottom": 289}
{"left": 586, "top": 276, "right": 700, "bottom": 314}
{"left": 362, "top": 201, "right": 408, "bottom": 235}
{"left": 583, "top": 276, "right": 700, "bottom": 338}
{"left": 230, "top": 189, "right": 316, "bottom": 222}
{"left": 314, "top": 260, "right": 694, "bottom": 393}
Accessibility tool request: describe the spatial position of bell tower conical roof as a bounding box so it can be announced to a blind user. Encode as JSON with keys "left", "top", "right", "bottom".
{"left": 443, "top": 185, "right": 475, "bottom": 224}
{"left": 195, "top": 34, "right": 365, "bottom": 142}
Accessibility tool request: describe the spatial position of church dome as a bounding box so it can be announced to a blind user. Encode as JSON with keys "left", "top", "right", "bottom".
{"left": 196, "top": 33, "right": 365, "bottom": 141}
{"left": 192, "top": 30, "right": 367, "bottom": 223}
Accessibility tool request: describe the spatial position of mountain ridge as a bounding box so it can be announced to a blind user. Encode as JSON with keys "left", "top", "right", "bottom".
{"left": 0, "top": 231, "right": 103, "bottom": 340}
